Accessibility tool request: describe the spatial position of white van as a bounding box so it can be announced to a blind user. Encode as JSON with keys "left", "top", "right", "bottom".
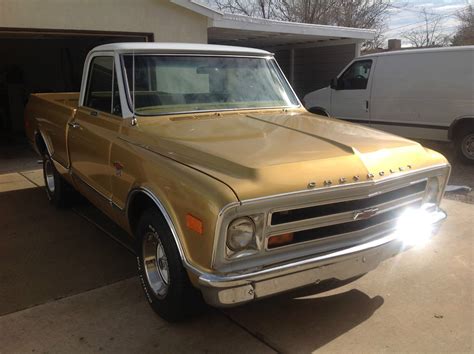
{"left": 303, "top": 46, "right": 474, "bottom": 163}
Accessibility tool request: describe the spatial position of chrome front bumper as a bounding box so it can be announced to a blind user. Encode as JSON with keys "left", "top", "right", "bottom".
{"left": 198, "top": 208, "right": 446, "bottom": 307}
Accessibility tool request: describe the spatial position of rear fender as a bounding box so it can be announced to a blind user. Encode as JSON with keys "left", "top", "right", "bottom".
{"left": 34, "top": 129, "right": 53, "bottom": 157}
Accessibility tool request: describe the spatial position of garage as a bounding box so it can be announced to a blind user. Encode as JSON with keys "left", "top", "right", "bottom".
{"left": 0, "top": 0, "right": 208, "bottom": 139}
{"left": 0, "top": 28, "right": 152, "bottom": 137}
{"left": 0, "top": 0, "right": 375, "bottom": 139}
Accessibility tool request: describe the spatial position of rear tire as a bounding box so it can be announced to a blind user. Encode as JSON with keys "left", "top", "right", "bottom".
{"left": 42, "top": 153, "right": 72, "bottom": 207}
{"left": 136, "top": 208, "right": 204, "bottom": 322}
{"left": 456, "top": 130, "right": 474, "bottom": 164}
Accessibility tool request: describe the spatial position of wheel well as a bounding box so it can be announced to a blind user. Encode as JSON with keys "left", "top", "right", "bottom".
{"left": 127, "top": 191, "right": 163, "bottom": 236}
{"left": 308, "top": 106, "right": 330, "bottom": 117}
{"left": 449, "top": 118, "right": 474, "bottom": 141}
{"left": 35, "top": 132, "right": 48, "bottom": 155}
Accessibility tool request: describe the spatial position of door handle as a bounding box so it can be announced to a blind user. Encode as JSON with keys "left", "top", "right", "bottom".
{"left": 365, "top": 100, "right": 369, "bottom": 112}
{"left": 90, "top": 111, "right": 98, "bottom": 117}
{"left": 68, "top": 121, "right": 80, "bottom": 129}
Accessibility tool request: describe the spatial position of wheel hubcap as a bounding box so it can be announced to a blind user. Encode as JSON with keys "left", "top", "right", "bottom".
{"left": 461, "top": 134, "right": 474, "bottom": 159}
{"left": 44, "top": 159, "right": 55, "bottom": 194}
{"left": 143, "top": 229, "right": 169, "bottom": 298}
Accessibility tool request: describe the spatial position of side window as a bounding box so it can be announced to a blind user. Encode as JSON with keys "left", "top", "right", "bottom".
{"left": 84, "top": 56, "right": 122, "bottom": 116}
{"left": 339, "top": 60, "right": 372, "bottom": 90}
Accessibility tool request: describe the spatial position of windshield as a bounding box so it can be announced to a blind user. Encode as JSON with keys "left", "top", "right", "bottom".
{"left": 122, "top": 55, "right": 299, "bottom": 115}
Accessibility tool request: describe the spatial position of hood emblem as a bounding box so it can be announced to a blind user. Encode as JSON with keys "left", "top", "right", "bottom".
{"left": 314, "top": 164, "right": 412, "bottom": 189}
{"left": 353, "top": 208, "right": 379, "bottom": 221}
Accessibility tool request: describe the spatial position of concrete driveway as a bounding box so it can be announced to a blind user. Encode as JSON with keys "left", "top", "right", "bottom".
{"left": 0, "top": 144, "right": 473, "bottom": 353}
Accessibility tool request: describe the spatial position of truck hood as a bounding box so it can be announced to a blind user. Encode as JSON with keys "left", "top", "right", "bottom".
{"left": 122, "top": 110, "right": 446, "bottom": 200}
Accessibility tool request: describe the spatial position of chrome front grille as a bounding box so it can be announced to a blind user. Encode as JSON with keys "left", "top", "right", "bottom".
{"left": 267, "top": 180, "right": 427, "bottom": 249}
{"left": 271, "top": 181, "right": 426, "bottom": 225}
{"left": 212, "top": 164, "right": 449, "bottom": 273}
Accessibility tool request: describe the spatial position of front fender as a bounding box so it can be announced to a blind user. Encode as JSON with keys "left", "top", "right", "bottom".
{"left": 119, "top": 144, "right": 238, "bottom": 273}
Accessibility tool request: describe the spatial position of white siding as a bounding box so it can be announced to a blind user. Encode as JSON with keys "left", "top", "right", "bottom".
{"left": 0, "top": 0, "right": 208, "bottom": 43}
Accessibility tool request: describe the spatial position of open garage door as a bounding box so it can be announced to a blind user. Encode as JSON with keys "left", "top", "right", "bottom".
{"left": 0, "top": 28, "right": 153, "bottom": 139}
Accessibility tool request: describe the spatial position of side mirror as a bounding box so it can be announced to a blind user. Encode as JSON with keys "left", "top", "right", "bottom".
{"left": 330, "top": 78, "right": 338, "bottom": 90}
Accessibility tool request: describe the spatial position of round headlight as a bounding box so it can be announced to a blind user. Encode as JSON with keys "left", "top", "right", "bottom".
{"left": 227, "top": 217, "right": 256, "bottom": 251}
{"left": 424, "top": 178, "right": 439, "bottom": 204}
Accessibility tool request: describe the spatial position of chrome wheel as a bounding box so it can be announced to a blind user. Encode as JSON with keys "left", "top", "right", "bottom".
{"left": 143, "top": 229, "right": 170, "bottom": 298}
{"left": 137, "top": 208, "right": 205, "bottom": 321}
{"left": 44, "top": 158, "right": 55, "bottom": 194}
{"left": 461, "top": 133, "right": 474, "bottom": 160}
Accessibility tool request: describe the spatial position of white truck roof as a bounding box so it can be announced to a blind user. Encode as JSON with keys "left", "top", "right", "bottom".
{"left": 92, "top": 42, "right": 273, "bottom": 56}
{"left": 362, "top": 45, "right": 474, "bottom": 58}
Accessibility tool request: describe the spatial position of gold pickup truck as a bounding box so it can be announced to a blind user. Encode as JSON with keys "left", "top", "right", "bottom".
{"left": 25, "top": 43, "right": 450, "bottom": 321}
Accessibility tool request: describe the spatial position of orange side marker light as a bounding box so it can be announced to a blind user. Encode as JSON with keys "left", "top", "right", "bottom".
{"left": 186, "top": 214, "right": 203, "bottom": 235}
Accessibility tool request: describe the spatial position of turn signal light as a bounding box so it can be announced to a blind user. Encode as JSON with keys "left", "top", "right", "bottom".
{"left": 186, "top": 214, "right": 203, "bottom": 235}
{"left": 268, "top": 232, "right": 294, "bottom": 248}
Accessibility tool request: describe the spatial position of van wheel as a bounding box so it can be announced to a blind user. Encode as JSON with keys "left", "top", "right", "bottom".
{"left": 457, "top": 130, "right": 474, "bottom": 164}
{"left": 42, "top": 153, "right": 72, "bottom": 207}
{"left": 308, "top": 107, "right": 329, "bottom": 117}
{"left": 136, "top": 208, "right": 204, "bottom": 322}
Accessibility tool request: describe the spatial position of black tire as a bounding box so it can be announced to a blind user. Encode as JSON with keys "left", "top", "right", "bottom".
{"left": 136, "top": 208, "right": 204, "bottom": 322}
{"left": 42, "top": 153, "right": 72, "bottom": 208}
{"left": 456, "top": 130, "right": 474, "bottom": 164}
{"left": 308, "top": 107, "right": 330, "bottom": 117}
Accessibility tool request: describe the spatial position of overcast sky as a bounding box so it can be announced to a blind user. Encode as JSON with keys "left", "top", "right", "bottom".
{"left": 386, "top": 0, "right": 469, "bottom": 45}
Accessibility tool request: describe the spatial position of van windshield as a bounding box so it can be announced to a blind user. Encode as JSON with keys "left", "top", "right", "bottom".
{"left": 122, "top": 55, "right": 299, "bottom": 115}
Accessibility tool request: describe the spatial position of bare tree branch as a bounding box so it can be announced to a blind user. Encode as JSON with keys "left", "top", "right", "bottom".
{"left": 452, "top": 5, "right": 474, "bottom": 46}
{"left": 402, "top": 8, "right": 451, "bottom": 47}
{"left": 209, "top": 0, "right": 390, "bottom": 30}
{"left": 213, "top": 0, "right": 277, "bottom": 18}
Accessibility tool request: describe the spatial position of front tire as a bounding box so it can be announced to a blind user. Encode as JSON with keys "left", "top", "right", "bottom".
{"left": 456, "top": 130, "right": 474, "bottom": 164}
{"left": 136, "top": 208, "right": 204, "bottom": 322}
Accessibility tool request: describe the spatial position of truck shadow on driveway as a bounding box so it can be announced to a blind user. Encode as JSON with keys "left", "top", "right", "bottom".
{"left": 224, "top": 284, "right": 384, "bottom": 352}
{"left": 0, "top": 185, "right": 136, "bottom": 316}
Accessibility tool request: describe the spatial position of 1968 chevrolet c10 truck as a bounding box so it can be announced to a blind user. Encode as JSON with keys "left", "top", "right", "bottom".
{"left": 25, "top": 43, "right": 450, "bottom": 321}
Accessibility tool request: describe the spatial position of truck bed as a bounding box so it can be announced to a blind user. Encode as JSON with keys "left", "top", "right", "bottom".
{"left": 31, "top": 92, "right": 80, "bottom": 109}
{"left": 25, "top": 92, "right": 80, "bottom": 168}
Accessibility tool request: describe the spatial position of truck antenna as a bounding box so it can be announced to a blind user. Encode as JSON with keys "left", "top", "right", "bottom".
{"left": 131, "top": 49, "right": 138, "bottom": 127}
